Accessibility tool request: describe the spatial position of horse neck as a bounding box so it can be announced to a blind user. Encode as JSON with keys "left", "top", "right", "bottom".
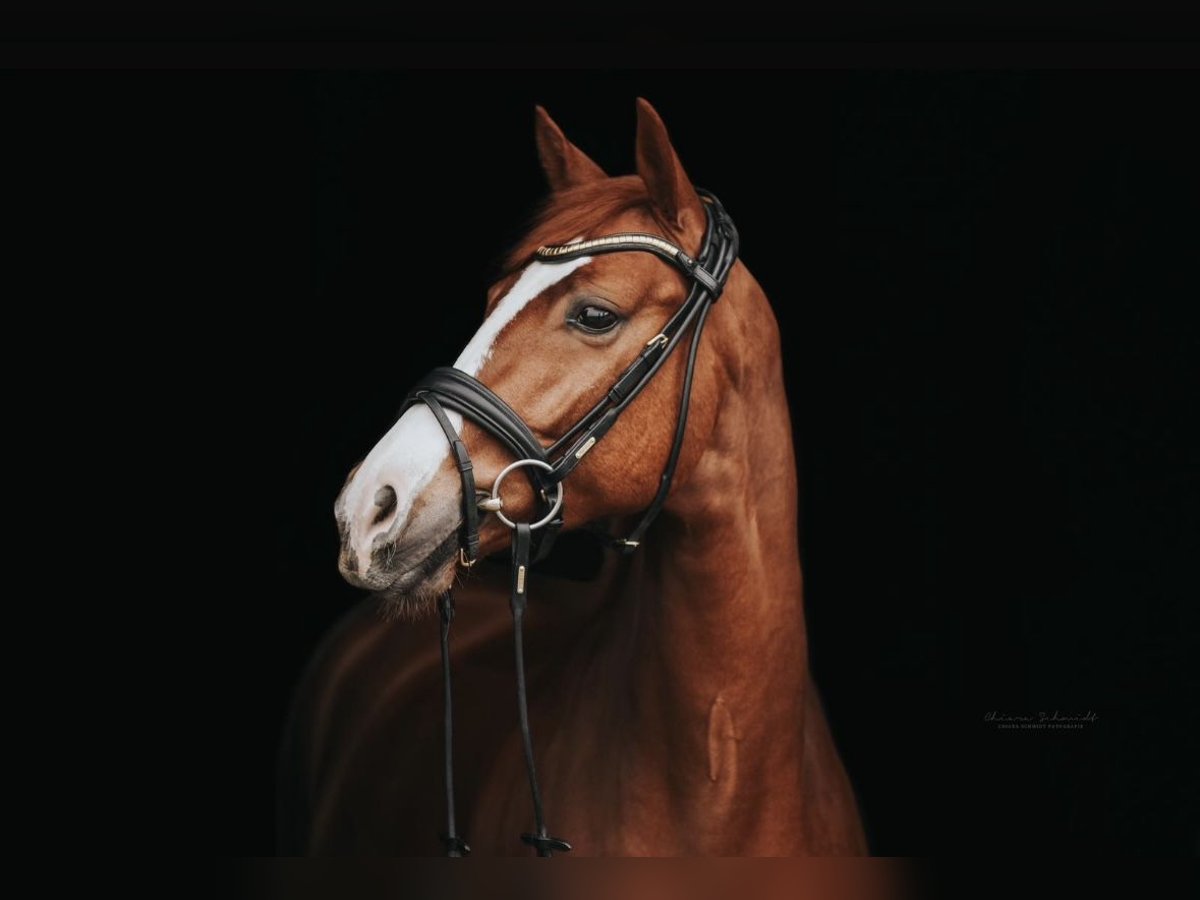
{"left": 608, "top": 278, "right": 810, "bottom": 840}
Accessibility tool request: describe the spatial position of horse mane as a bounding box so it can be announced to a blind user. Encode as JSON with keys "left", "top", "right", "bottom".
{"left": 501, "top": 175, "right": 671, "bottom": 274}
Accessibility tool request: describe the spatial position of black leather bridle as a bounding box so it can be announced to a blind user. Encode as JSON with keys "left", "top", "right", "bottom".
{"left": 403, "top": 189, "right": 739, "bottom": 856}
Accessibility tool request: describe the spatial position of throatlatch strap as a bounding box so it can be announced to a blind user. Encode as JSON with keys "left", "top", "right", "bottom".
{"left": 437, "top": 592, "right": 469, "bottom": 856}
{"left": 510, "top": 523, "right": 572, "bottom": 857}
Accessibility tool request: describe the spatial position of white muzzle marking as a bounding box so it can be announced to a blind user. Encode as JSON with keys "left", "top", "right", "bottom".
{"left": 339, "top": 255, "right": 591, "bottom": 574}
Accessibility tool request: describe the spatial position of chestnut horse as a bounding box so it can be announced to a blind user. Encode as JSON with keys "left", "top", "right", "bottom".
{"left": 279, "top": 99, "right": 867, "bottom": 855}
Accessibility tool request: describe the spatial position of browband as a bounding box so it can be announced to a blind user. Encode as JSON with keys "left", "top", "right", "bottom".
{"left": 535, "top": 232, "right": 722, "bottom": 295}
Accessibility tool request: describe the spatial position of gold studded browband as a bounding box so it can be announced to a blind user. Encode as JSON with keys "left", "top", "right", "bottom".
{"left": 535, "top": 232, "right": 721, "bottom": 295}
{"left": 536, "top": 232, "right": 683, "bottom": 259}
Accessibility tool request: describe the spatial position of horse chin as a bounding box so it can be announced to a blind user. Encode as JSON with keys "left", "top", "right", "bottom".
{"left": 373, "top": 529, "right": 460, "bottom": 622}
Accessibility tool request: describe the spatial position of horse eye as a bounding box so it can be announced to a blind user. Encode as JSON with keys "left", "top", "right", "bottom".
{"left": 570, "top": 305, "right": 621, "bottom": 334}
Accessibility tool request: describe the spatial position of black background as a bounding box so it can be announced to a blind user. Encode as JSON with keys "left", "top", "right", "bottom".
{"left": 33, "top": 62, "right": 1195, "bottom": 854}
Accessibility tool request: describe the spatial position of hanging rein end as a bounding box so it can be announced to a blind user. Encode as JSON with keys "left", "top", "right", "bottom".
{"left": 440, "top": 834, "right": 471, "bottom": 857}
{"left": 521, "top": 830, "right": 573, "bottom": 858}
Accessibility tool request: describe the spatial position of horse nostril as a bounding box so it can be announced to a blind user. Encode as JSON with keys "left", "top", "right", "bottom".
{"left": 372, "top": 485, "right": 398, "bottom": 526}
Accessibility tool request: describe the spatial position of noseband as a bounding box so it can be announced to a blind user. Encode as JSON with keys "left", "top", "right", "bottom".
{"left": 401, "top": 189, "right": 739, "bottom": 856}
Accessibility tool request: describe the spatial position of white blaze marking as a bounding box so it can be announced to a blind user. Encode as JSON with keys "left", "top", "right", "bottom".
{"left": 342, "top": 255, "right": 592, "bottom": 569}
{"left": 453, "top": 256, "right": 591, "bottom": 376}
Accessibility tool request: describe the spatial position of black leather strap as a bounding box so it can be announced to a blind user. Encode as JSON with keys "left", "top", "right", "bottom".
{"left": 405, "top": 367, "right": 549, "bottom": 469}
{"left": 407, "top": 370, "right": 564, "bottom": 562}
{"left": 419, "top": 393, "right": 480, "bottom": 565}
{"left": 547, "top": 296, "right": 709, "bottom": 484}
{"left": 437, "top": 592, "right": 469, "bottom": 857}
{"left": 509, "top": 524, "right": 571, "bottom": 857}
{"left": 535, "top": 231, "right": 720, "bottom": 298}
{"left": 619, "top": 299, "right": 715, "bottom": 552}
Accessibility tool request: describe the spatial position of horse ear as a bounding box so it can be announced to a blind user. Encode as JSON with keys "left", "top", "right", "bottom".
{"left": 634, "top": 97, "right": 704, "bottom": 234}
{"left": 534, "top": 105, "right": 607, "bottom": 191}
